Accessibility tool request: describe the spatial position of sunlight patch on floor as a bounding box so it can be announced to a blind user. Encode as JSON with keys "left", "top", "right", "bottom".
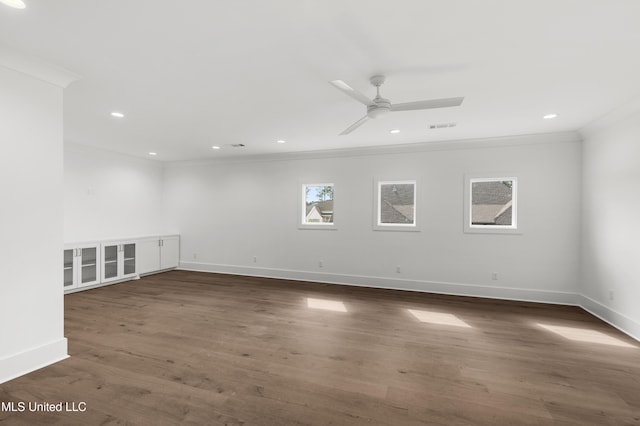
{"left": 407, "top": 309, "right": 472, "bottom": 328}
{"left": 307, "top": 297, "right": 348, "bottom": 312}
{"left": 537, "top": 323, "right": 635, "bottom": 348}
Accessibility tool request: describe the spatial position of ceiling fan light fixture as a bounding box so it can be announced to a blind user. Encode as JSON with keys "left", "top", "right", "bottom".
{"left": 543, "top": 113, "right": 557, "bottom": 119}
{"left": 110, "top": 111, "right": 124, "bottom": 118}
{"left": 367, "top": 98, "right": 391, "bottom": 119}
{"left": 367, "top": 108, "right": 390, "bottom": 119}
{"left": 390, "top": 129, "right": 400, "bottom": 134}
{"left": 0, "top": 0, "right": 26, "bottom": 9}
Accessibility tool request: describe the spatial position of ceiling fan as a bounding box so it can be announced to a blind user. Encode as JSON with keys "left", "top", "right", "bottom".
{"left": 330, "top": 75, "right": 463, "bottom": 135}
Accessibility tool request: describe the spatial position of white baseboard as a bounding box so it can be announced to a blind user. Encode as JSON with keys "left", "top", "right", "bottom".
{"left": 0, "top": 338, "right": 69, "bottom": 384}
{"left": 178, "top": 261, "right": 579, "bottom": 306}
{"left": 579, "top": 295, "right": 640, "bottom": 342}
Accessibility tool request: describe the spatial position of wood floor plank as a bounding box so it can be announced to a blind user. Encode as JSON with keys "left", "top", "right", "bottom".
{"left": 1, "top": 270, "right": 640, "bottom": 425}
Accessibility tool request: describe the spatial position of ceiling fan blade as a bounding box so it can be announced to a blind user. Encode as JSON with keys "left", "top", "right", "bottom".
{"left": 339, "top": 115, "right": 369, "bottom": 135}
{"left": 330, "top": 80, "right": 374, "bottom": 106}
{"left": 391, "top": 97, "right": 464, "bottom": 112}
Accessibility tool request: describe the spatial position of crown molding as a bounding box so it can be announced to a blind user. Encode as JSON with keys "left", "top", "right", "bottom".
{"left": 164, "top": 131, "right": 582, "bottom": 169}
{"left": 0, "top": 43, "right": 80, "bottom": 88}
{"left": 580, "top": 95, "right": 640, "bottom": 138}
{"left": 64, "top": 141, "right": 162, "bottom": 166}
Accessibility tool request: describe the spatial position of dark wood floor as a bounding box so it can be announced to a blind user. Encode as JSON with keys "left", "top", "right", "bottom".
{"left": 1, "top": 271, "right": 640, "bottom": 425}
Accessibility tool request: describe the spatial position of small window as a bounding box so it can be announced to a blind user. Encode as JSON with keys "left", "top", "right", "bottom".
{"left": 301, "top": 183, "right": 335, "bottom": 227}
{"left": 464, "top": 176, "right": 518, "bottom": 233}
{"left": 375, "top": 180, "right": 418, "bottom": 230}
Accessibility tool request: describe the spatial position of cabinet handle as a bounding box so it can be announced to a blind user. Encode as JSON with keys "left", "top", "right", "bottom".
{"left": 161, "top": 239, "right": 164, "bottom": 247}
{"left": 79, "top": 248, "right": 82, "bottom": 257}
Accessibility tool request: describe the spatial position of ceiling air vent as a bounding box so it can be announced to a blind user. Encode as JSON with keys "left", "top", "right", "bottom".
{"left": 429, "top": 122, "right": 457, "bottom": 129}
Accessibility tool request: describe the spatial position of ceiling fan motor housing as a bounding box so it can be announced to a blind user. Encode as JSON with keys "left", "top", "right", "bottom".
{"left": 367, "top": 98, "right": 391, "bottom": 118}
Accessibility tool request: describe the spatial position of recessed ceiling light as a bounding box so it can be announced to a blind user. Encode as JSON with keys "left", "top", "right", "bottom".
{"left": 543, "top": 114, "right": 557, "bottom": 119}
{"left": 390, "top": 129, "right": 400, "bottom": 134}
{"left": 148, "top": 152, "right": 157, "bottom": 156}
{"left": 277, "top": 140, "right": 286, "bottom": 144}
{"left": 212, "top": 146, "right": 221, "bottom": 150}
{"left": 0, "top": 0, "right": 26, "bottom": 9}
{"left": 110, "top": 112, "right": 124, "bottom": 118}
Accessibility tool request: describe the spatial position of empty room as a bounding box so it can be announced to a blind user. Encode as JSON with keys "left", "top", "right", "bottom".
{"left": 1, "top": 1, "right": 640, "bottom": 425}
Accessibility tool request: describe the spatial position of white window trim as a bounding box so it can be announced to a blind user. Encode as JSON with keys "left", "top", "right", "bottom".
{"left": 373, "top": 179, "right": 420, "bottom": 232}
{"left": 299, "top": 182, "right": 337, "bottom": 230}
{"left": 464, "top": 175, "right": 520, "bottom": 235}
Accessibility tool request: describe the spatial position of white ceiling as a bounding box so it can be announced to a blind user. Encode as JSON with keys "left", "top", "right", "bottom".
{"left": 1, "top": 1, "right": 640, "bottom": 161}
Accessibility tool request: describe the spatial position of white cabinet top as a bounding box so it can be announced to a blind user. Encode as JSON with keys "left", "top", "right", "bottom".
{"left": 65, "top": 234, "right": 180, "bottom": 246}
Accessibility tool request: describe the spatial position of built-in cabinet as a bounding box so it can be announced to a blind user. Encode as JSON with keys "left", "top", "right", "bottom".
{"left": 138, "top": 235, "right": 180, "bottom": 275}
{"left": 160, "top": 236, "right": 180, "bottom": 270}
{"left": 63, "top": 243, "right": 101, "bottom": 290}
{"left": 63, "top": 235, "right": 179, "bottom": 293}
{"left": 101, "top": 240, "right": 138, "bottom": 283}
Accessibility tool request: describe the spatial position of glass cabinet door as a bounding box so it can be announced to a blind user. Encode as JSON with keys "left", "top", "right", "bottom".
{"left": 64, "top": 249, "right": 75, "bottom": 288}
{"left": 104, "top": 245, "right": 119, "bottom": 280}
{"left": 123, "top": 243, "right": 136, "bottom": 275}
{"left": 80, "top": 247, "right": 97, "bottom": 284}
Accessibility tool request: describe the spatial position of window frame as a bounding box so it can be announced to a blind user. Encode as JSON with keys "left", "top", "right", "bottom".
{"left": 299, "top": 182, "right": 337, "bottom": 230}
{"left": 464, "top": 175, "right": 520, "bottom": 234}
{"left": 373, "top": 179, "right": 420, "bottom": 232}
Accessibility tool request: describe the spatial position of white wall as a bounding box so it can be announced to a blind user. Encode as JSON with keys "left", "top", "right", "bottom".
{"left": 0, "top": 65, "right": 70, "bottom": 383}
{"left": 165, "top": 133, "right": 582, "bottom": 304}
{"left": 580, "top": 101, "right": 640, "bottom": 340}
{"left": 64, "top": 144, "right": 167, "bottom": 243}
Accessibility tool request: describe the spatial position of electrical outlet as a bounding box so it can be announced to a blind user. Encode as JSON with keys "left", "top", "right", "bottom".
{"left": 253, "top": 256, "right": 257, "bottom": 263}
{"left": 193, "top": 253, "right": 198, "bottom": 259}
{"left": 491, "top": 272, "right": 498, "bottom": 280}
{"left": 318, "top": 261, "right": 323, "bottom": 268}
{"left": 609, "top": 290, "right": 614, "bottom": 301}
{"left": 396, "top": 266, "right": 401, "bottom": 274}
